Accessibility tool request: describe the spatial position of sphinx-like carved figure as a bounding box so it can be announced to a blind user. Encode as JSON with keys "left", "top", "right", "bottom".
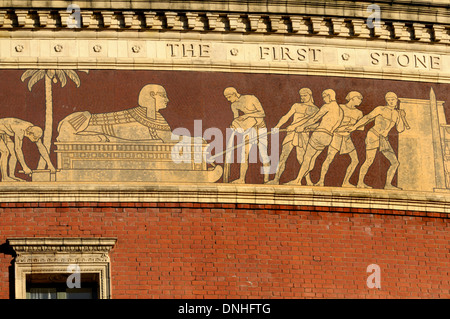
{"left": 57, "top": 84, "right": 172, "bottom": 143}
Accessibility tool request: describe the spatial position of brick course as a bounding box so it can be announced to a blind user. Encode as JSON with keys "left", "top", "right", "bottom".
{"left": 0, "top": 202, "right": 448, "bottom": 299}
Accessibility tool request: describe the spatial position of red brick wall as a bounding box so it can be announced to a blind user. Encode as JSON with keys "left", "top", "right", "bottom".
{"left": 0, "top": 202, "right": 448, "bottom": 299}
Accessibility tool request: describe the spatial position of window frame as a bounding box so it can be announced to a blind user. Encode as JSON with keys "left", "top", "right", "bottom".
{"left": 7, "top": 237, "right": 117, "bottom": 299}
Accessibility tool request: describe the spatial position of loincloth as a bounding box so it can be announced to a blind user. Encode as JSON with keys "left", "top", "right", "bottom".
{"left": 366, "top": 129, "right": 394, "bottom": 153}
{"left": 308, "top": 129, "right": 333, "bottom": 151}
{"left": 227, "top": 122, "right": 268, "bottom": 163}
{"left": 232, "top": 121, "right": 267, "bottom": 146}
{"left": 330, "top": 133, "right": 355, "bottom": 154}
{"left": 284, "top": 131, "right": 309, "bottom": 149}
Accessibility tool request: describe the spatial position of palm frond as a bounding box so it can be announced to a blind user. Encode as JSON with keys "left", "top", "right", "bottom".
{"left": 46, "top": 69, "right": 56, "bottom": 80}
{"left": 56, "top": 70, "right": 67, "bottom": 87}
{"left": 64, "top": 70, "right": 81, "bottom": 87}
{"left": 20, "top": 69, "right": 39, "bottom": 82}
{"left": 27, "top": 70, "right": 45, "bottom": 91}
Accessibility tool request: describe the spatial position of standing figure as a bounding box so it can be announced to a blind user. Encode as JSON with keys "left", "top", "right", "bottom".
{"left": 267, "top": 88, "right": 318, "bottom": 185}
{"left": 315, "top": 91, "right": 364, "bottom": 187}
{"left": 347, "top": 92, "right": 406, "bottom": 189}
{"left": 223, "top": 87, "right": 271, "bottom": 184}
{"left": 0, "top": 118, "right": 56, "bottom": 181}
{"left": 286, "top": 89, "right": 343, "bottom": 185}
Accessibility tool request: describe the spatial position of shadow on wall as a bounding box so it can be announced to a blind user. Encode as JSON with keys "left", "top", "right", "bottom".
{"left": 0, "top": 243, "right": 16, "bottom": 299}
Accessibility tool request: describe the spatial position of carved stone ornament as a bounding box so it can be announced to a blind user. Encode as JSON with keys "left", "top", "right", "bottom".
{"left": 93, "top": 44, "right": 102, "bottom": 53}
{"left": 341, "top": 53, "right": 350, "bottom": 61}
{"left": 131, "top": 45, "right": 141, "bottom": 53}
{"left": 14, "top": 44, "right": 24, "bottom": 52}
{"left": 54, "top": 44, "right": 63, "bottom": 52}
{"left": 7, "top": 237, "right": 117, "bottom": 299}
{"left": 230, "top": 48, "right": 239, "bottom": 56}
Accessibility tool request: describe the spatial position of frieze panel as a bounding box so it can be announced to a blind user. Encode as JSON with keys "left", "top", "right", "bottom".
{"left": 0, "top": 1, "right": 448, "bottom": 203}
{"left": 0, "top": 69, "right": 447, "bottom": 200}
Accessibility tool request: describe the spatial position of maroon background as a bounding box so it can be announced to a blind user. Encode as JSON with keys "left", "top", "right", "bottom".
{"left": 0, "top": 70, "right": 448, "bottom": 188}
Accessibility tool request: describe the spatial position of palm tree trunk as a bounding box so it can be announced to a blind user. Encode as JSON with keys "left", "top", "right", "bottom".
{"left": 37, "top": 74, "right": 53, "bottom": 169}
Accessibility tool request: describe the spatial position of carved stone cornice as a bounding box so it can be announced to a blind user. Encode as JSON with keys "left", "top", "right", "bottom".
{"left": 0, "top": 183, "right": 449, "bottom": 214}
{"left": 0, "top": 7, "right": 447, "bottom": 45}
{"left": 0, "top": 1, "right": 448, "bottom": 22}
{"left": 8, "top": 237, "right": 117, "bottom": 264}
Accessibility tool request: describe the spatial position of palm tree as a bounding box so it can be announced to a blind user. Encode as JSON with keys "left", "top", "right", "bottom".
{"left": 21, "top": 69, "right": 89, "bottom": 169}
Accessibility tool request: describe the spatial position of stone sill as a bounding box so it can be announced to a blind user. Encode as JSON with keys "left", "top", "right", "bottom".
{"left": 0, "top": 182, "right": 449, "bottom": 213}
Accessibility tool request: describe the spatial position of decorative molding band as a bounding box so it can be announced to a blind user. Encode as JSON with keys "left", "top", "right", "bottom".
{"left": 8, "top": 237, "right": 117, "bottom": 254}
{"left": 0, "top": 0, "right": 449, "bottom": 24}
{"left": 1, "top": 36, "right": 448, "bottom": 84}
{"left": 1, "top": 183, "right": 449, "bottom": 213}
{"left": 0, "top": 9, "right": 448, "bottom": 44}
{"left": 14, "top": 255, "right": 110, "bottom": 264}
{"left": 8, "top": 237, "right": 117, "bottom": 264}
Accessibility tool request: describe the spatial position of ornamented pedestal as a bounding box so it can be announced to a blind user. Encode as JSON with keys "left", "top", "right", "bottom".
{"left": 54, "top": 141, "right": 223, "bottom": 183}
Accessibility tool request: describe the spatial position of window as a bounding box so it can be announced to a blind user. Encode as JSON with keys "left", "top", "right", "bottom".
{"left": 7, "top": 237, "right": 117, "bottom": 299}
{"left": 26, "top": 273, "right": 99, "bottom": 299}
